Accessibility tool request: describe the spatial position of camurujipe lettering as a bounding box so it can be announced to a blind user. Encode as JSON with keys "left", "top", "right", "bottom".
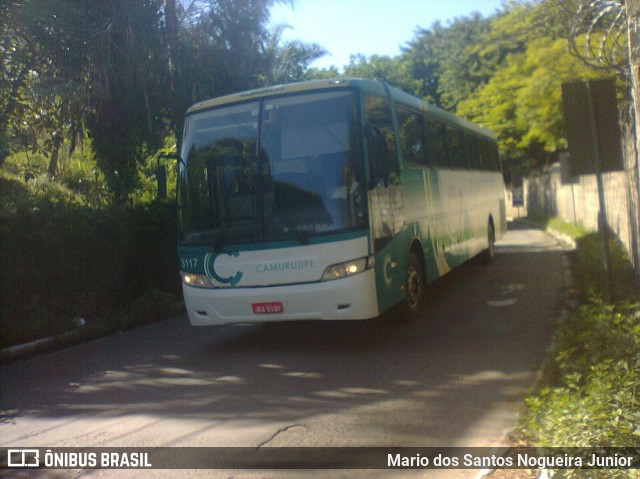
{"left": 256, "top": 259, "right": 315, "bottom": 273}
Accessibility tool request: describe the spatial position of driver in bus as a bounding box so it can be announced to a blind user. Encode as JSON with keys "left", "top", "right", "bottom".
{"left": 331, "top": 161, "right": 363, "bottom": 226}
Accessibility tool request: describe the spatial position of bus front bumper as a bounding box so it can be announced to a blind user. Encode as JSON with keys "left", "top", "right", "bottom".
{"left": 183, "top": 269, "right": 379, "bottom": 325}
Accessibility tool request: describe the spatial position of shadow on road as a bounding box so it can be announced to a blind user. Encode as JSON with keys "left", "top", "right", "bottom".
{"left": 0, "top": 224, "right": 566, "bottom": 452}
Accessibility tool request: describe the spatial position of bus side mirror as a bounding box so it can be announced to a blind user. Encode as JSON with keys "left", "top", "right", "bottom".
{"left": 366, "top": 125, "right": 390, "bottom": 187}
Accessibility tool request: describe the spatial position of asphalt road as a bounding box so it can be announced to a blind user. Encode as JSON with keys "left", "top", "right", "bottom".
{"left": 0, "top": 223, "right": 567, "bottom": 479}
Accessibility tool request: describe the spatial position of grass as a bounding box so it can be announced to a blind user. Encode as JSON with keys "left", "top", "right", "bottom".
{"left": 546, "top": 217, "right": 590, "bottom": 241}
{"left": 516, "top": 217, "right": 640, "bottom": 478}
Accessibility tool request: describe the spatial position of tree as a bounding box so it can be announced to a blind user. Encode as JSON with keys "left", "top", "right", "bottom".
{"left": 343, "top": 54, "right": 421, "bottom": 98}
{"left": 82, "top": 0, "right": 170, "bottom": 203}
{"left": 168, "top": 0, "right": 303, "bottom": 139}
{"left": 1, "top": 1, "right": 90, "bottom": 175}
{"left": 261, "top": 25, "right": 326, "bottom": 85}
{"left": 4, "top": 0, "right": 324, "bottom": 203}
{"left": 401, "top": 23, "right": 445, "bottom": 104}
{"left": 1, "top": 0, "right": 39, "bottom": 169}
{"left": 457, "top": 36, "right": 605, "bottom": 170}
{"left": 402, "top": 13, "right": 510, "bottom": 110}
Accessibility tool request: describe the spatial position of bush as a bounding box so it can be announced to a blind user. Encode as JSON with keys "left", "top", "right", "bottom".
{"left": 0, "top": 192, "right": 179, "bottom": 348}
{"left": 575, "top": 234, "right": 639, "bottom": 302}
{"left": 518, "top": 220, "right": 640, "bottom": 478}
{"left": 522, "top": 302, "right": 640, "bottom": 447}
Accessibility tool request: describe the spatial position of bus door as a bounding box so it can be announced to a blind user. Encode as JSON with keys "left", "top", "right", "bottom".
{"left": 364, "top": 93, "right": 405, "bottom": 313}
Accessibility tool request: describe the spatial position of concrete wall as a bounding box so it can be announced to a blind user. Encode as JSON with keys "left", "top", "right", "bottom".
{"left": 523, "top": 162, "right": 639, "bottom": 271}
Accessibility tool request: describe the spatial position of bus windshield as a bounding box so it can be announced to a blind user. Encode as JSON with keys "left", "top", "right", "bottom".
{"left": 179, "top": 90, "right": 365, "bottom": 246}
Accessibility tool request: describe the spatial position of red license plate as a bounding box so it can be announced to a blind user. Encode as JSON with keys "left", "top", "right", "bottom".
{"left": 252, "top": 302, "right": 284, "bottom": 314}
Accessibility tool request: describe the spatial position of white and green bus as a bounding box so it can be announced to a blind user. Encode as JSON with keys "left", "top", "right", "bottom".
{"left": 178, "top": 79, "right": 506, "bottom": 325}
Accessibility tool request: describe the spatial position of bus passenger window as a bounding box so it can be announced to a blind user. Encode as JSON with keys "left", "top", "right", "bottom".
{"left": 447, "top": 126, "right": 464, "bottom": 168}
{"left": 425, "top": 119, "right": 448, "bottom": 168}
{"left": 489, "top": 141, "right": 500, "bottom": 171}
{"left": 396, "top": 105, "right": 425, "bottom": 167}
{"left": 478, "top": 138, "right": 490, "bottom": 170}
{"left": 465, "top": 134, "right": 479, "bottom": 170}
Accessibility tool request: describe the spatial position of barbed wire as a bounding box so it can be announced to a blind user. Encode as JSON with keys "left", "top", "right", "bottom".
{"left": 568, "top": 0, "right": 629, "bottom": 76}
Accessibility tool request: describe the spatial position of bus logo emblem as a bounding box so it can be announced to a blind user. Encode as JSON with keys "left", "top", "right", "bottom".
{"left": 204, "top": 252, "right": 243, "bottom": 287}
{"left": 7, "top": 449, "right": 40, "bottom": 467}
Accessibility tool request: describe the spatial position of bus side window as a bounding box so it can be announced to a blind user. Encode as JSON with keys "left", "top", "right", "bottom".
{"left": 396, "top": 105, "right": 425, "bottom": 168}
{"left": 489, "top": 141, "right": 500, "bottom": 171}
{"left": 465, "top": 134, "right": 479, "bottom": 170}
{"left": 447, "top": 126, "right": 464, "bottom": 169}
{"left": 478, "top": 137, "right": 500, "bottom": 171}
{"left": 364, "top": 93, "right": 398, "bottom": 186}
{"left": 478, "top": 138, "right": 491, "bottom": 170}
{"left": 425, "top": 119, "right": 448, "bottom": 168}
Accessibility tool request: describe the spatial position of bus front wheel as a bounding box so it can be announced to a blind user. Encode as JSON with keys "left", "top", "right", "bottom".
{"left": 402, "top": 251, "right": 425, "bottom": 321}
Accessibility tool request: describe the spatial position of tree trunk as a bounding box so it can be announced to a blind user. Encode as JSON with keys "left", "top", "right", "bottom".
{"left": 48, "top": 130, "right": 64, "bottom": 178}
{"left": 626, "top": 0, "right": 640, "bottom": 279}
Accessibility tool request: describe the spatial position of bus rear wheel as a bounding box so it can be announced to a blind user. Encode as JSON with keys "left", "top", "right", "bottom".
{"left": 402, "top": 251, "right": 425, "bottom": 321}
{"left": 481, "top": 221, "right": 496, "bottom": 263}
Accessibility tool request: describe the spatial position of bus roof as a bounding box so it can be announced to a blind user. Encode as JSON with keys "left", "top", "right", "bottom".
{"left": 186, "top": 78, "right": 496, "bottom": 140}
{"left": 186, "top": 79, "right": 355, "bottom": 113}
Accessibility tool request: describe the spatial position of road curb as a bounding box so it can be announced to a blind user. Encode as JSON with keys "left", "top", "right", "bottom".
{"left": 0, "top": 330, "right": 77, "bottom": 362}
{"left": 0, "top": 306, "right": 186, "bottom": 363}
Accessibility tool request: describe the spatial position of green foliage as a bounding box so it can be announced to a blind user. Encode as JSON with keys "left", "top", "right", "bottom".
{"left": 4, "top": 0, "right": 630, "bottom": 191}
{"left": 304, "top": 66, "right": 341, "bottom": 80}
{"left": 457, "top": 36, "right": 605, "bottom": 158}
{"left": 539, "top": 218, "right": 636, "bottom": 303}
{"left": 260, "top": 25, "right": 326, "bottom": 85}
{"left": 521, "top": 302, "right": 640, "bottom": 452}
{"left": 83, "top": 0, "right": 171, "bottom": 204}
{"left": 429, "top": 14, "right": 499, "bottom": 111}
{"left": 2, "top": 0, "right": 90, "bottom": 174}
{"left": 169, "top": 0, "right": 301, "bottom": 135}
{"left": 546, "top": 217, "right": 590, "bottom": 241}
{"left": 0, "top": 182, "right": 179, "bottom": 348}
{"left": 0, "top": 131, "right": 179, "bottom": 349}
{"left": 61, "top": 153, "right": 110, "bottom": 207}
{"left": 575, "top": 234, "right": 640, "bottom": 302}
{"left": 1, "top": 133, "right": 111, "bottom": 209}
{"left": 2, "top": 0, "right": 319, "bottom": 203}
{"left": 519, "top": 227, "right": 640, "bottom": 477}
{"left": 401, "top": 13, "right": 505, "bottom": 109}
{"left": 343, "top": 54, "right": 422, "bottom": 98}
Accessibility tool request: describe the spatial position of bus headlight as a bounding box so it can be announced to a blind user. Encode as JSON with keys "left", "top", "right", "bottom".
{"left": 321, "top": 256, "right": 375, "bottom": 282}
{"left": 181, "top": 272, "right": 214, "bottom": 288}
